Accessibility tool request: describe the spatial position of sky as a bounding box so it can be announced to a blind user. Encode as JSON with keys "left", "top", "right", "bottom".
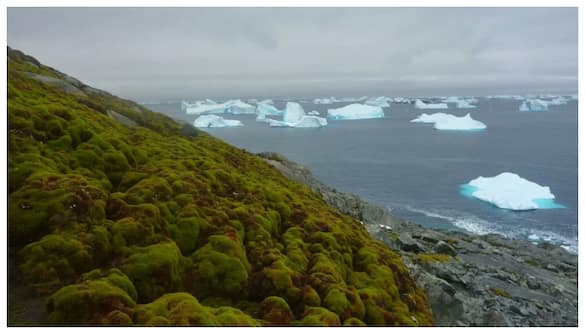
{"left": 7, "top": 7, "right": 578, "bottom": 101}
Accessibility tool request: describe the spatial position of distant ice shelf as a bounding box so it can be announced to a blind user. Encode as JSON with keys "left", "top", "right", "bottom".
{"left": 461, "top": 172, "right": 564, "bottom": 210}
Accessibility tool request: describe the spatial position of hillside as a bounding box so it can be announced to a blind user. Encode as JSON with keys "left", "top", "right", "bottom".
{"left": 7, "top": 47, "right": 433, "bottom": 326}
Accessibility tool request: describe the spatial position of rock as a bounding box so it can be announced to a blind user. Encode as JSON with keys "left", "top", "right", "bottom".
{"left": 24, "top": 72, "right": 84, "bottom": 96}
{"left": 397, "top": 234, "right": 425, "bottom": 253}
{"left": 415, "top": 272, "right": 464, "bottom": 326}
{"left": 526, "top": 276, "right": 541, "bottom": 290}
{"left": 482, "top": 309, "right": 512, "bottom": 326}
{"left": 435, "top": 240, "right": 457, "bottom": 256}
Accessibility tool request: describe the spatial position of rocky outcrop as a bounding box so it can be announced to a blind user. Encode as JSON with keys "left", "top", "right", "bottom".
{"left": 259, "top": 152, "right": 578, "bottom": 327}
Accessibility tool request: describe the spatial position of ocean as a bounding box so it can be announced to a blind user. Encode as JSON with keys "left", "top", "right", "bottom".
{"left": 144, "top": 98, "right": 578, "bottom": 253}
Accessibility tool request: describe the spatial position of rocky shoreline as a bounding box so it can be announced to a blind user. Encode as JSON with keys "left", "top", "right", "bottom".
{"left": 258, "top": 152, "right": 578, "bottom": 326}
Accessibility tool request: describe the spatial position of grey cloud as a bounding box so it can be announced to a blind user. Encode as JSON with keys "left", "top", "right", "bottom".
{"left": 7, "top": 7, "right": 577, "bottom": 101}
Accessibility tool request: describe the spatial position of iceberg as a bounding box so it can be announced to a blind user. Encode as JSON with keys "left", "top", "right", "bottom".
{"left": 307, "top": 110, "right": 320, "bottom": 115}
{"left": 327, "top": 104, "right": 385, "bottom": 120}
{"left": 267, "top": 115, "right": 327, "bottom": 128}
{"left": 461, "top": 172, "right": 564, "bottom": 210}
{"left": 183, "top": 99, "right": 255, "bottom": 115}
{"left": 265, "top": 102, "right": 327, "bottom": 128}
{"left": 455, "top": 100, "right": 477, "bottom": 109}
{"left": 256, "top": 113, "right": 267, "bottom": 122}
{"left": 365, "top": 96, "right": 391, "bottom": 108}
{"left": 256, "top": 102, "right": 283, "bottom": 116}
{"left": 411, "top": 112, "right": 486, "bottom": 131}
{"left": 519, "top": 99, "right": 548, "bottom": 112}
{"left": 414, "top": 99, "right": 448, "bottom": 110}
{"left": 193, "top": 115, "right": 243, "bottom": 128}
{"left": 313, "top": 97, "right": 334, "bottom": 104}
{"left": 258, "top": 99, "right": 274, "bottom": 105}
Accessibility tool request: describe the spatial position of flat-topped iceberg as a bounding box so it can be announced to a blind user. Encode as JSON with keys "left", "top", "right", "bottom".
{"left": 193, "top": 115, "right": 243, "bottom": 128}
{"left": 265, "top": 102, "right": 327, "bottom": 128}
{"left": 461, "top": 172, "right": 564, "bottom": 210}
{"left": 414, "top": 99, "right": 448, "bottom": 110}
{"left": 327, "top": 104, "right": 385, "bottom": 120}
{"left": 411, "top": 112, "right": 486, "bottom": 131}
{"left": 365, "top": 96, "right": 391, "bottom": 108}
{"left": 519, "top": 99, "right": 548, "bottom": 112}
{"left": 183, "top": 99, "right": 255, "bottom": 115}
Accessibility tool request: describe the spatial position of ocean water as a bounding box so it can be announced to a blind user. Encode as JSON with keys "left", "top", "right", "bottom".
{"left": 145, "top": 98, "right": 578, "bottom": 253}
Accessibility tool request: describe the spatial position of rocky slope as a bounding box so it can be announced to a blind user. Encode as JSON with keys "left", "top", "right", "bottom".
{"left": 259, "top": 152, "right": 578, "bottom": 326}
{"left": 8, "top": 47, "right": 433, "bottom": 325}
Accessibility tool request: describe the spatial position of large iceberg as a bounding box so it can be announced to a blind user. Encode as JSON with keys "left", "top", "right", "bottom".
{"left": 365, "top": 96, "right": 392, "bottom": 108}
{"left": 183, "top": 99, "right": 255, "bottom": 115}
{"left": 265, "top": 102, "right": 327, "bottom": 128}
{"left": 256, "top": 102, "right": 283, "bottom": 116}
{"left": 327, "top": 104, "right": 385, "bottom": 120}
{"left": 461, "top": 172, "right": 564, "bottom": 210}
{"left": 193, "top": 115, "right": 243, "bottom": 128}
{"left": 414, "top": 99, "right": 449, "bottom": 110}
{"left": 411, "top": 112, "right": 486, "bottom": 131}
{"left": 519, "top": 99, "right": 549, "bottom": 112}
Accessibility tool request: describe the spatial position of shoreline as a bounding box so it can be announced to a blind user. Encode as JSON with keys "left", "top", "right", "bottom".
{"left": 258, "top": 152, "right": 577, "bottom": 326}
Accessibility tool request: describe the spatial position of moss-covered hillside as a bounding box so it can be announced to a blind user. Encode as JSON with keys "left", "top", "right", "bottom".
{"left": 8, "top": 47, "right": 433, "bottom": 326}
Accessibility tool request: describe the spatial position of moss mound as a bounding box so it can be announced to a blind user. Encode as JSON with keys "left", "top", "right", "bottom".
{"left": 8, "top": 47, "right": 433, "bottom": 326}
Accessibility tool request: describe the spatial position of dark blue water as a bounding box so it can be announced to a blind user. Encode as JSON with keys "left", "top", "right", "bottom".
{"left": 145, "top": 98, "right": 578, "bottom": 253}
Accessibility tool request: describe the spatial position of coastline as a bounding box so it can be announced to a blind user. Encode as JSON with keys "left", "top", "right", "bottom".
{"left": 258, "top": 152, "right": 578, "bottom": 326}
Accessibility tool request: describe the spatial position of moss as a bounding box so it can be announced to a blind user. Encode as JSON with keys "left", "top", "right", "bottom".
{"left": 81, "top": 268, "right": 138, "bottom": 302}
{"left": 119, "top": 242, "right": 185, "bottom": 302}
{"left": 415, "top": 253, "right": 452, "bottom": 264}
{"left": 46, "top": 279, "right": 135, "bottom": 324}
{"left": 301, "top": 285, "right": 321, "bottom": 307}
{"left": 299, "top": 307, "right": 341, "bottom": 326}
{"left": 168, "top": 217, "right": 200, "bottom": 255}
{"left": 323, "top": 285, "right": 365, "bottom": 321}
{"left": 490, "top": 287, "right": 512, "bottom": 298}
{"left": 343, "top": 317, "right": 366, "bottom": 326}
{"left": 191, "top": 235, "right": 250, "bottom": 298}
{"left": 260, "top": 296, "right": 294, "bottom": 325}
{"left": 20, "top": 233, "right": 92, "bottom": 291}
{"left": 134, "top": 292, "right": 259, "bottom": 326}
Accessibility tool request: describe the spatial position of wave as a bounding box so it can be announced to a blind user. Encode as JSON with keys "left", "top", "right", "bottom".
{"left": 398, "top": 205, "right": 577, "bottom": 254}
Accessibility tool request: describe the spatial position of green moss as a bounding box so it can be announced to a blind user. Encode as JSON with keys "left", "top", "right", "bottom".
{"left": 299, "top": 307, "right": 341, "bottom": 326}
{"left": 490, "top": 287, "right": 512, "bottom": 298}
{"left": 415, "top": 253, "right": 453, "bottom": 264}
{"left": 134, "top": 292, "right": 259, "bottom": 326}
{"left": 120, "top": 242, "right": 185, "bottom": 302}
{"left": 323, "top": 285, "right": 365, "bottom": 321}
{"left": 343, "top": 317, "right": 366, "bottom": 326}
{"left": 47, "top": 279, "right": 135, "bottom": 324}
{"left": 168, "top": 217, "right": 200, "bottom": 255}
{"left": 260, "top": 296, "right": 294, "bottom": 325}
{"left": 20, "top": 233, "right": 92, "bottom": 291}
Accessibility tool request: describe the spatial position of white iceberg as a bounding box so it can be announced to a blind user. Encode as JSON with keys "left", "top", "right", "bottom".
{"left": 461, "top": 172, "right": 563, "bottom": 210}
{"left": 256, "top": 113, "right": 267, "bottom": 122}
{"left": 193, "top": 115, "right": 243, "bottom": 128}
{"left": 267, "top": 115, "right": 327, "bottom": 128}
{"left": 256, "top": 102, "right": 283, "bottom": 116}
{"left": 365, "top": 96, "right": 391, "bottom": 108}
{"left": 307, "top": 110, "right": 320, "bottom": 115}
{"left": 414, "top": 99, "right": 449, "bottom": 109}
{"left": 327, "top": 104, "right": 385, "bottom": 120}
{"left": 183, "top": 99, "right": 255, "bottom": 115}
{"left": 283, "top": 102, "right": 305, "bottom": 123}
{"left": 455, "top": 100, "right": 477, "bottom": 109}
{"left": 411, "top": 112, "right": 486, "bottom": 131}
{"left": 313, "top": 97, "right": 334, "bottom": 104}
{"left": 265, "top": 102, "right": 327, "bottom": 128}
{"left": 258, "top": 99, "right": 274, "bottom": 105}
{"left": 519, "top": 99, "right": 549, "bottom": 112}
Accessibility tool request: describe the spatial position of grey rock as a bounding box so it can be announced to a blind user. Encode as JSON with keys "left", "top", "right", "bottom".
{"left": 24, "top": 72, "right": 84, "bottom": 96}
{"left": 435, "top": 240, "right": 457, "bottom": 256}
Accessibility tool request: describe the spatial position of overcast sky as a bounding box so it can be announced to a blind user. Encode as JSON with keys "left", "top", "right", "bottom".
{"left": 8, "top": 7, "right": 578, "bottom": 101}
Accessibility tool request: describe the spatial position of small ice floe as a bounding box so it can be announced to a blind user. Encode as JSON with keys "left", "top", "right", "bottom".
{"left": 411, "top": 113, "right": 486, "bottom": 131}
{"left": 414, "top": 99, "right": 448, "bottom": 110}
{"left": 327, "top": 104, "right": 385, "bottom": 120}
